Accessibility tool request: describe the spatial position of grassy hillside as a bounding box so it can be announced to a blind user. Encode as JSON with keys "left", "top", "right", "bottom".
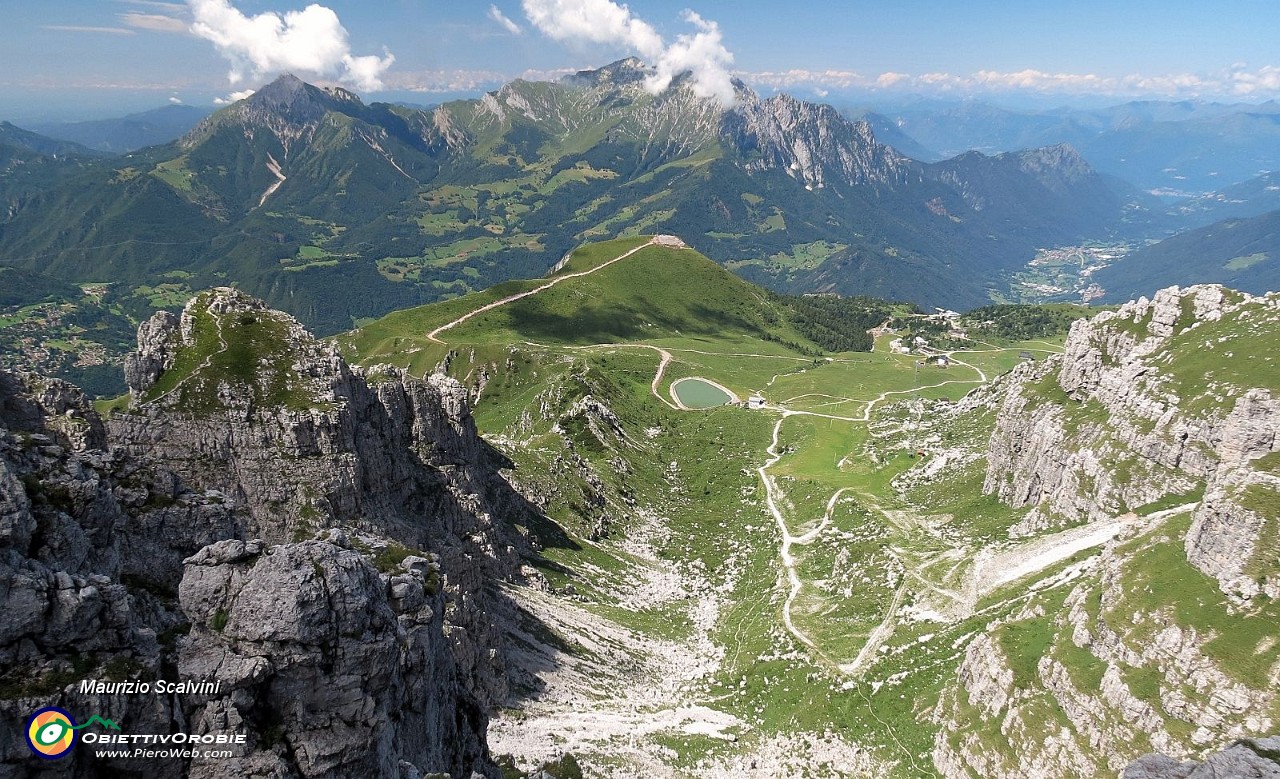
{"left": 338, "top": 235, "right": 1142, "bottom": 777}
{"left": 1099, "top": 209, "right": 1280, "bottom": 302}
{"left": 341, "top": 238, "right": 894, "bottom": 373}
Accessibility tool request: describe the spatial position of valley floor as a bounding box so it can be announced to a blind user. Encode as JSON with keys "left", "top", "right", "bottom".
{"left": 403, "top": 237, "right": 1148, "bottom": 776}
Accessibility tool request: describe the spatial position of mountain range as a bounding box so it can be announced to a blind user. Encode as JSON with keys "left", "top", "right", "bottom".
{"left": 3, "top": 63, "right": 1280, "bottom": 400}
{"left": 0, "top": 63, "right": 1152, "bottom": 337}
{"left": 858, "top": 99, "right": 1280, "bottom": 195}
{"left": 27, "top": 104, "right": 210, "bottom": 154}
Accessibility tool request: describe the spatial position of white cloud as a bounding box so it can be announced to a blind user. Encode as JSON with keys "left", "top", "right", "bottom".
{"left": 213, "top": 88, "right": 256, "bottom": 105}
{"left": 520, "top": 0, "right": 736, "bottom": 105}
{"left": 169, "top": 95, "right": 184, "bottom": 104}
{"left": 522, "top": 0, "right": 664, "bottom": 58}
{"left": 488, "top": 5, "right": 523, "bottom": 36}
{"left": 384, "top": 69, "right": 513, "bottom": 93}
{"left": 750, "top": 69, "right": 863, "bottom": 90}
{"left": 118, "top": 0, "right": 188, "bottom": 9}
{"left": 742, "top": 65, "right": 1280, "bottom": 100}
{"left": 187, "top": 0, "right": 394, "bottom": 92}
{"left": 875, "top": 72, "right": 907, "bottom": 89}
{"left": 1226, "top": 64, "right": 1280, "bottom": 95}
{"left": 646, "top": 10, "right": 734, "bottom": 104}
{"left": 42, "top": 25, "right": 136, "bottom": 35}
{"left": 120, "top": 11, "right": 189, "bottom": 33}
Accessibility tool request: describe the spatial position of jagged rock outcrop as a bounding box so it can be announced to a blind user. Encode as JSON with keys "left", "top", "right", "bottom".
{"left": 1185, "top": 386, "right": 1280, "bottom": 601}
{"left": 123, "top": 310, "right": 179, "bottom": 395}
{"left": 984, "top": 285, "right": 1279, "bottom": 559}
{"left": 725, "top": 93, "right": 919, "bottom": 189}
{"left": 934, "top": 284, "right": 1280, "bottom": 779}
{"left": 1, "top": 289, "right": 540, "bottom": 777}
{"left": 178, "top": 538, "right": 488, "bottom": 778}
{"left": 1125, "top": 735, "right": 1280, "bottom": 778}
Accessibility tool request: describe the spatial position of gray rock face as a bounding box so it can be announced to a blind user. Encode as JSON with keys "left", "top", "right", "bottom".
{"left": 1125, "top": 736, "right": 1280, "bottom": 778}
{"left": 983, "top": 286, "right": 1280, "bottom": 590}
{"left": 1185, "top": 388, "right": 1280, "bottom": 601}
{"left": 123, "top": 309, "right": 179, "bottom": 395}
{"left": 0, "top": 289, "right": 535, "bottom": 776}
{"left": 726, "top": 92, "right": 919, "bottom": 189}
{"left": 178, "top": 539, "right": 488, "bottom": 778}
{"left": 932, "top": 286, "right": 1280, "bottom": 779}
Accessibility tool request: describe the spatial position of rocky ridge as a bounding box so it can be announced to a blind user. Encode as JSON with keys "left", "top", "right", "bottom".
{"left": 932, "top": 285, "right": 1280, "bottom": 778}
{"left": 1125, "top": 735, "right": 1280, "bottom": 778}
{"left": 0, "top": 289, "right": 542, "bottom": 777}
{"left": 985, "top": 284, "right": 1279, "bottom": 572}
{"left": 726, "top": 92, "right": 920, "bottom": 190}
{"left": 181, "top": 74, "right": 368, "bottom": 158}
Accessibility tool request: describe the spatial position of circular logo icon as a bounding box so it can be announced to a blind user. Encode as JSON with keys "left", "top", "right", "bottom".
{"left": 26, "top": 707, "right": 77, "bottom": 760}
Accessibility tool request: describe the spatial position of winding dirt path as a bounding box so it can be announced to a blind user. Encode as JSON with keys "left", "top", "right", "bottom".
{"left": 758, "top": 416, "right": 824, "bottom": 650}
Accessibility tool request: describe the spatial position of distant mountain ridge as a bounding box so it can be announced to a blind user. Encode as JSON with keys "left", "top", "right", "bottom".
{"left": 29, "top": 104, "right": 210, "bottom": 154}
{"left": 0, "top": 65, "right": 1147, "bottom": 339}
{"left": 872, "top": 99, "right": 1280, "bottom": 194}
{"left": 0, "top": 121, "right": 103, "bottom": 158}
{"left": 1098, "top": 208, "right": 1280, "bottom": 302}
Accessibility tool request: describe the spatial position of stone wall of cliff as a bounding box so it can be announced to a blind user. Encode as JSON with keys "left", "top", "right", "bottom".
{"left": 932, "top": 285, "right": 1280, "bottom": 779}
{"left": 0, "top": 289, "right": 539, "bottom": 777}
{"left": 982, "top": 285, "right": 1279, "bottom": 598}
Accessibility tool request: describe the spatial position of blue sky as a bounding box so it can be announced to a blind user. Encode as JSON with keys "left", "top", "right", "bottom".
{"left": 4, "top": 0, "right": 1280, "bottom": 121}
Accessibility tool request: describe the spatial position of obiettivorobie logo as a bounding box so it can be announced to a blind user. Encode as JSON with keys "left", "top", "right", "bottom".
{"left": 25, "top": 707, "right": 120, "bottom": 760}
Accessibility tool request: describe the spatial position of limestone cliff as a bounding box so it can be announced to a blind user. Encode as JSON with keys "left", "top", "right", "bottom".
{"left": 933, "top": 285, "right": 1280, "bottom": 779}
{"left": 0, "top": 289, "right": 539, "bottom": 777}
{"left": 983, "top": 284, "right": 1279, "bottom": 592}
{"left": 1125, "top": 735, "right": 1280, "bottom": 778}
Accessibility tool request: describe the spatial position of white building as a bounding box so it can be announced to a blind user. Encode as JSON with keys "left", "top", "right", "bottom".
{"left": 747, "top": 394, "right": 766, "bottom": 410}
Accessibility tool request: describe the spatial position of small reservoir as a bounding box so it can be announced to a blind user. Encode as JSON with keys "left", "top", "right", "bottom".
{"left": 672, "top": 377, "right": 733, "bottom": 409}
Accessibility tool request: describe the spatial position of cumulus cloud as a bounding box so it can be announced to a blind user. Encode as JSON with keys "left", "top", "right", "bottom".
{"left": 520, "top": 0, "right": 736, "bottom": 105}
{"left": 187, "top": 0, "right": 394, "bottom": 92}
{"left": 647, "top": 10, "right": 734, "bottom": 103}
{"left": 213, "top": 88, "right": 256, "bottom": 105}
{"left": 1226, "top": 64, "right": 1280, "bottom": 95}
{"left": 488, "top": 5, "right": 523, "bottom": 36}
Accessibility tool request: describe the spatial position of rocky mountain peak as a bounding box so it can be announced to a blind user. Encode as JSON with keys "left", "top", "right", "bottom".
{"left": 243, "top": 73, "right": 358, "bottom": 121}
{"left": 0, "top": 299, "right": 529, "bottom": 774}
{"left": 725, "top": 91, "right": 918, "bottom": 188}
{"left": 0, "top": 290, "right": 549, "bottom": 773}
{"left": 122, "top": 286, "right": 342, "bottom": 414}
{"left": 560, "top": 57, "right": 652, "bottom": 88}
{"left": 181, "top": 74, "right": 368, "bottom": 154}
{"left": 1011, "top": 142, "right": 1094, "bottom": 182}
